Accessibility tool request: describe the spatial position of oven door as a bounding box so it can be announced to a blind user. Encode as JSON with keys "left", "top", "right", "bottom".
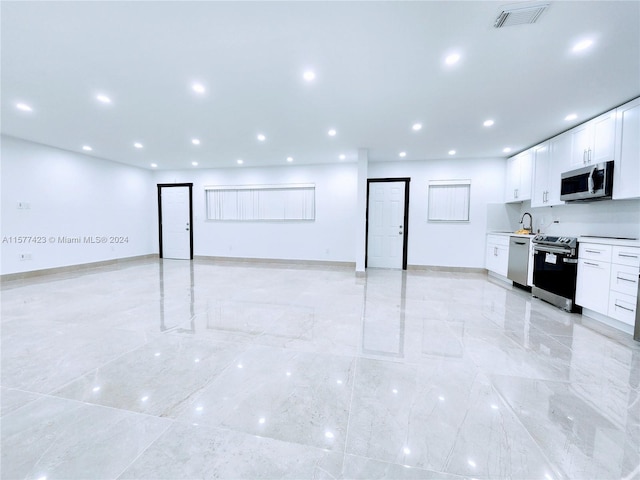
{"left": 533, "top": 245, "right": 578, "bottom": 300}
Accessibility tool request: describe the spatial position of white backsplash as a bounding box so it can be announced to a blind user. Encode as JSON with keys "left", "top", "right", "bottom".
{"left": 518, "top": 198, "right": 640, "bottom": 239}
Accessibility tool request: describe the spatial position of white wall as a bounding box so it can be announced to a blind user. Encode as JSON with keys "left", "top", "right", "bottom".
{"left": 153, "top": 163, "right": 358, "bottom": 263}
{"left": 368, "top": 157, "right": 506, "bottom": 268}
{"left": 1, "top": 136, "right": 156, "bottom": 275}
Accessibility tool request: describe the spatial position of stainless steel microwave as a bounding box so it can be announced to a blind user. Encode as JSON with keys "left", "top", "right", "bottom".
{"left": 560, "top": 161, "right": 614, "bottom": 202}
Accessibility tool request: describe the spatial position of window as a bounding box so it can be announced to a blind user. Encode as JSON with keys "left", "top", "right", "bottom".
{"left": 205, "top": 184, "right": 315, "bottom": 221}
{"left": 427, "top": 180, "right": 470, "bottom": 222}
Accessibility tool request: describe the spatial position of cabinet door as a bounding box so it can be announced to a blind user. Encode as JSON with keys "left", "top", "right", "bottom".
{"left": 531, "top": 143, "right": 550, "bottom": 207}
{"left": 613, "top": 98, "right": 640, "bottom": 200}
{"left": 517, "top": 150, "right": 532, "bottom": 200}
{"left": 575, "top": 259, "right": 611, "bottom": 314}
{"left": 570, "top": 124, "right": 590, "bottom": 167}
{"left": 547, "top": 133, "right": 570, "bottom": 206}
{"left": 591, "top": 110, "right": 616, "bottom": 163}
{"left": 504, "top": 156, "right": 520, "bottom": 202}
{"left": 496, "top": 245, "right": 509, "bottom": 277}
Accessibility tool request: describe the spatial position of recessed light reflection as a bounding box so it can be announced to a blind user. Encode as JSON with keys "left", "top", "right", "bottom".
{"left": 399, "top": 151, "right": 407, "bottom": 158}
{"left": 237, "top": 159, "right": 244, "bottom": 165}
{"left": 191, "top": 161, "right": 198, "bottom": 166}
{"left": 448, "top": 150, "right": 456, "bottom": 155}
{"left": 303, "top": 70, "right": 316, "bottom": 81}
{"left": 257, "top": 134, "right": 266, "bottom": 142}
{"left": 392, "top": 389, "right": 398, "bottom": 394}
{"left": 195, "top": 406, "right": 204, "bottom": 412}
{"left": 141, "top": 396, "right": 149, "bottom": 402}
{"left": 445, "top": 53, "right": 461, "bottom": 65}
{"left": 36, "top": 476, "right": 47, "bottom": 480}
{"left": 154, "top": 352, "right": 161, "bottom": 357}
{"left": 565, "top": 113, "right": 577, "bottom": 121}
{"left": 468, "top": 459, "right": 476, "bottom": 468}
{"left": 192, "top": 83, "right": 206, "bottom": 94}
{"left": 544, "top": 474, "right": 554, "bottom": 480}
{"left": 286, "top": 156, "right": 293, "bottom": 163}
{"left": 503, "top": 147, "right": 512, "bottom": 153}
{"left": 339, "top": 154, "right": 346, "bottom": 160}
{"left": 412, "top": 123, "right": 422, "bottom": 131}
{"left": 82, "top": 145, "right": 92, "bottom": 151}
{"left": 151, "top": 163, "right": 158, "bottom": 168}
{"left": 92, "top": 386, "right": 101, "bottom": 392}
{"left": 16, "top": 103, "right": 33, "bottom": 112}
{"left": 192, "top": 138, "right": 201, "bottom": 145}
{"left": 336, "top": 379, "right": 343, "bottom": 385}
{"left": 491, "top": 404, "right": 499, "bottom": 410}
{"left": 572, "top": 39, "right": 593, "bottom": 52}
{"left": 96, "top": 94, "right": 112, "bottom": 104}
{"left": 286, "top": 371, "right": 291, "bottom": 376}
{"left": 438, "top": 395, "right": 445, "bottom": 401}
{"left": 483, "top": 119, "right": 494, "bottom": 127}
{"left": 403, "top": 447, "right": 411, "bottom": 455}
{"left": 237, "top": 363, "right": 243, "bottom": 369}
{"left": 328, "top": 129, "right": 337, "bottom": 137}
{"left": 134, "top": 142, "right": 143, "bottom": 149}
{"left": 325, "top": 431, "right": 334, "bottom": 439}
{"left": 194, "top": 358, "right": 200, "bottom": 363}
{"left": 258, "top": 417, "right": 266, "bottom": 424}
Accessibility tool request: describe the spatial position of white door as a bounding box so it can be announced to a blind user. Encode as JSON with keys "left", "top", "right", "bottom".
{"left": 367, "top": 181, "right": 406, "bottom": 269}
{"left": 160, "top": 186, "right": 191, "bottom": 260}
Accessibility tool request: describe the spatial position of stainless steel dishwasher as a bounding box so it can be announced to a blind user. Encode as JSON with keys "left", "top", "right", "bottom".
{"left": 507, "top": 236, "right": 530, "bottom": 286}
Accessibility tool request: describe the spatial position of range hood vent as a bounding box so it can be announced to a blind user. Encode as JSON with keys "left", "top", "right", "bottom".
{"left": 494, "top": 2, "right": 549, "bottom": 28}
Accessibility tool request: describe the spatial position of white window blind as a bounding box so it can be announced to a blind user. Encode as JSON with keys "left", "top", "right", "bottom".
{"left": 427, "top": 180, "right": 471, "bottom": 222}
{"left": 205, "top": 184, "right": 315, "bottom": 221}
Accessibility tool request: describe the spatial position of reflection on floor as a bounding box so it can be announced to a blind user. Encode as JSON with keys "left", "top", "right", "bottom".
{"left": 2, "top": 258, "right": 639, "bottom": 479}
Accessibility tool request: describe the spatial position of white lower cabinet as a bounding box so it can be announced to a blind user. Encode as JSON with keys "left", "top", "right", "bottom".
{"left": 575, "top": 258, "right": 611, "bottom": 314}
{"left": 576, "top": 241, "right": 640, "bottom": 329}
{"left": 486, "top": 234, "right": 509, "bottom": 278}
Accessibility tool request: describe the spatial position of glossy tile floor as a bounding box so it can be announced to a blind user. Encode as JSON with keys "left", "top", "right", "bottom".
{"left": 2, "top": 258, "right": 639, "bottom": 480}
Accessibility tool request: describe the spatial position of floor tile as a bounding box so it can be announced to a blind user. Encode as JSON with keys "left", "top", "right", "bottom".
{"left": 1, "top": 395, "right": 171, "bottom": 480}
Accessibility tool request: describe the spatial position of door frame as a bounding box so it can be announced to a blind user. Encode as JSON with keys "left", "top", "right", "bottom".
{"left": 365, "top": 177, "right": 411, "bottom": 270}
{"left": 157, "top": 183, "right": 194, "bottom": 260}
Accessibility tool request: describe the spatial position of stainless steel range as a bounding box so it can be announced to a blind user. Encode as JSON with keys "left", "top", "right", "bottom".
{"left": 532, "top": 235, "right": 580, "bottom": 312}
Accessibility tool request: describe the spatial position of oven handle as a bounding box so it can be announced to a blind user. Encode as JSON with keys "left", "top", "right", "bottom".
{"left": 533, "top": 245, "right": 572, "bottom": 255}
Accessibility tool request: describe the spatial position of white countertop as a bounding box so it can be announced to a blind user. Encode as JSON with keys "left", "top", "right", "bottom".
{"left": 578, "top": 236, "right": 640, "bottom": 247}
{"left": 488, "top": 231, "right": 535, "bottom": 238}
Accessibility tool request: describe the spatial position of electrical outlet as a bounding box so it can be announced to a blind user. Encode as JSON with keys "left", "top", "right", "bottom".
{"left": 19, "top": 253, "right": 32, "bottom": 261}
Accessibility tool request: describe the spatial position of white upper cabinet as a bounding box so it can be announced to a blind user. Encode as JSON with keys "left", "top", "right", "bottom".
{"left": 504, "top": 150, "right": 532, "bottom": 203}
{"left": 613, "top": 97, "right": 640, "bottom": 200}
{"left": 569, "top": 110, "right": 617, "bottom": 167}
{"left": 531, "top": 134, "right": 569, "bottom": 208}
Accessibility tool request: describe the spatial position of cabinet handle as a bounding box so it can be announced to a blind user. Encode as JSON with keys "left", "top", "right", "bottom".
{"left": 494, "top": 247, "right": 498, "bottom": 256}
{"left": 584, "top": 261, "right": 600, "bottom": 267}
{"left": 588, "top": 148, "right": 592, "bottom": 163}
{"left": 614, "top": 303, "right": 634, "bottom": 312}
{"left": 618, "top": 253, "right": 639, "bottom": 259}
{"left": 584, "top": 249, "right": 603, "bottom": 254}
{"left": 583, "top": 149, "right": 587, "bottom": 164}
{"left": 616, "top": 276, "right": 637, "bottom": 283}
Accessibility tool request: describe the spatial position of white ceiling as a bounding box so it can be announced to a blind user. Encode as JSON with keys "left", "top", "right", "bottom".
{"left": 2, "top": 1, "right": 639, "bottom": 170}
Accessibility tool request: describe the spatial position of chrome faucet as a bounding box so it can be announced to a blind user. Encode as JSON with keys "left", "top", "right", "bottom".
{"left": 520, "top": 212, "right": 533, "bottom": 231}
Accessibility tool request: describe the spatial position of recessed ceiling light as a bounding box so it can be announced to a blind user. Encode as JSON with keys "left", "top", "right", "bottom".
{"left": 134, "top": 142, "right": 143, "bottom": 149}
{"left": 503, "top": 147, "right": 512, "bottom": 153}
{"left": 412, "top": 123, "right": 422, "bottom": 131}
{"left": 191, "top": 161, "right": 198, "bottom": 166}
{"left": 192, "top": 138, "right": 201, "bottom": 145}
{"left": 257, "top": 134, "right": 266, "bottom": 141}
{"left": 237, "top": 159, "right": 244, "bottom": 165}
{"left": 328, "top": 129, "right": 337, "bottom": 137}
{"left": 399, "top": 151, "right": 407, "bottom": 158}
{"left": 448, "top": 150, "right": 456, "bottom": 155}
{"left": 303, "top": 70, "right": 316, "bottom": 81}
{"left": 286, "top": 156, "right": 293, "bottom": 163}
{"left": 572, "top": 39, "right": 593, "bottom": 53}
{"left": 483, "top": 119, "right": 495, "bottom": 127}
{"left": 565, "top": 113, "right": 577, "bottom": 121}
{"left": 150, "top": 163, "right": 158, "bottom": 168}
{"left": 445, "top": 53, "right": 461, "bottom": 65}
{"left": 339, "top": 154, "right": 346, "bottom": 160}
{"left": 96, "top": 94, "right": 111, "bottom": 104}
{"left": 192, "top": 83, "right": 206, "bottom": 94}
{"left": 16, "top": 103, "right": 33, "bottom": 112}
{"left": 82, "top": 145, "right": 92, "bottom": 151}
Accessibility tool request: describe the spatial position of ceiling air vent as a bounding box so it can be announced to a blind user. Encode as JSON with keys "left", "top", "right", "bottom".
{"left": 494, "top": 2, "right": 549, "bottom": 28}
